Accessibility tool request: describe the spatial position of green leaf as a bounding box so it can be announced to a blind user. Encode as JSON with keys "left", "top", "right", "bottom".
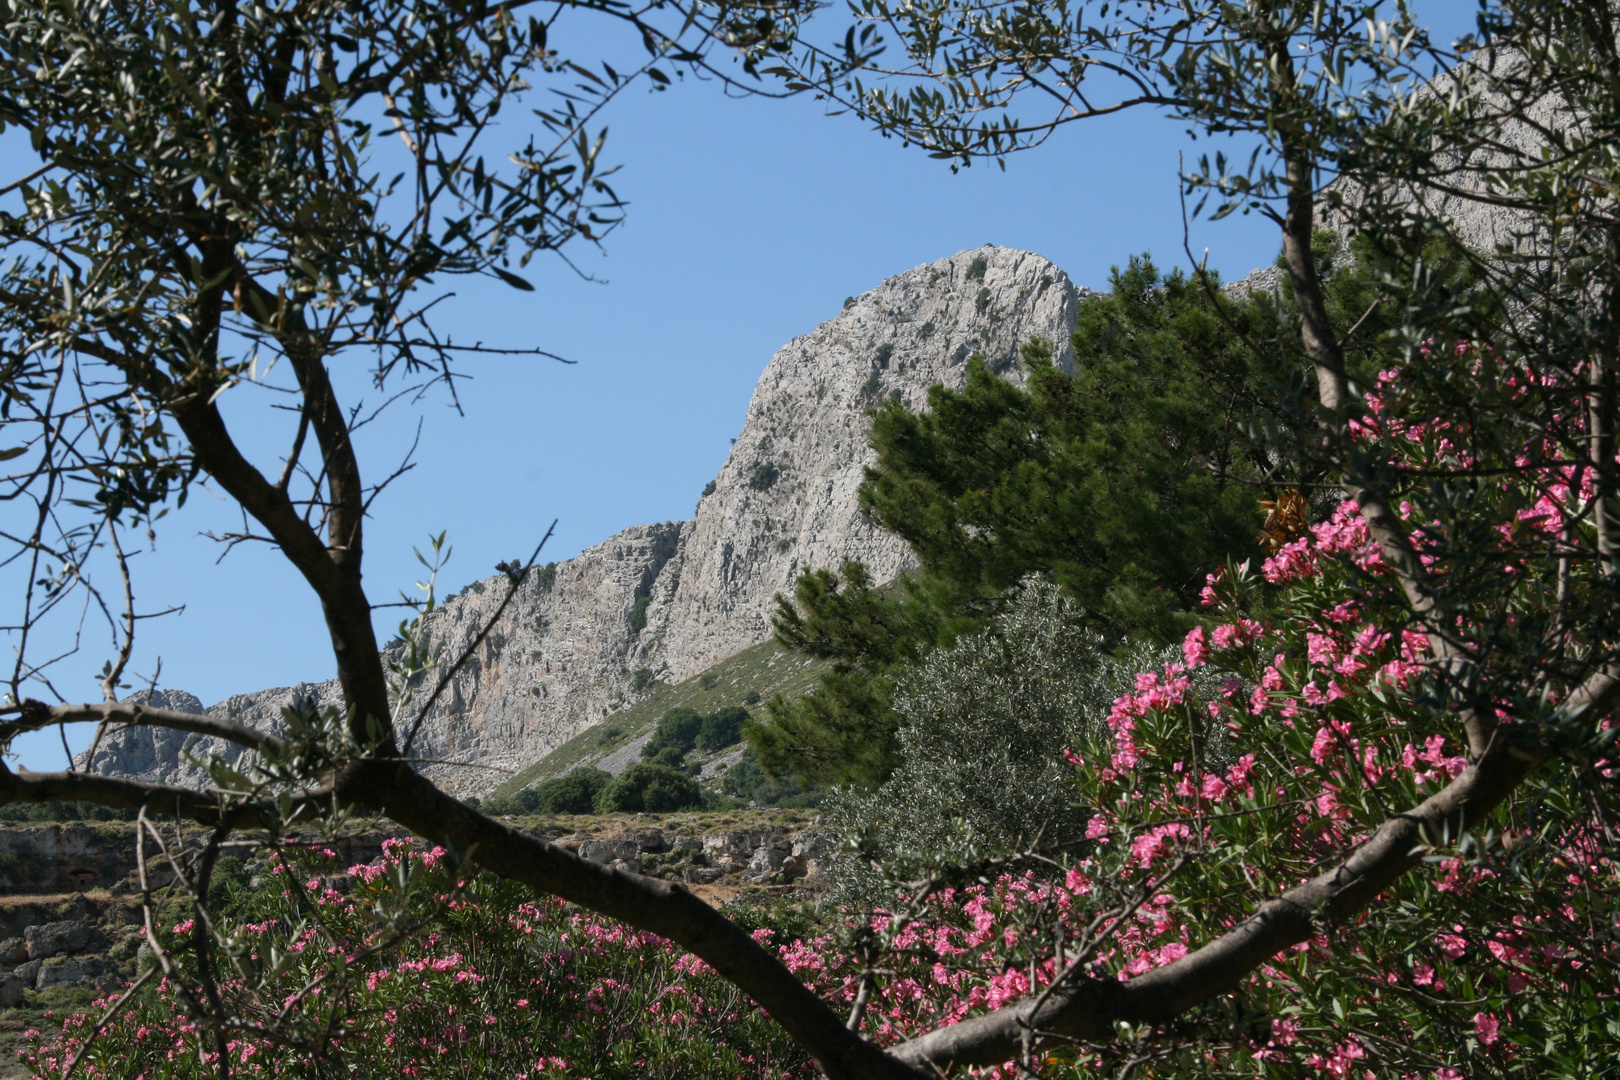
{"left": 0, "top": 447, "right": 27, "bottom": 461}
{"left": 493, "top": 267, "right": 534, "bottom": 291}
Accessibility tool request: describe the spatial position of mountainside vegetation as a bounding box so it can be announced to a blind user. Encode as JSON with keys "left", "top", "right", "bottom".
{"left": 485, "top": 638, "right": 828, "bottom": 808}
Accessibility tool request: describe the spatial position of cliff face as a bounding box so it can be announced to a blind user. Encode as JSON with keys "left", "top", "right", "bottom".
{"left": 83, "top": 247, "right": 1085, "bottom": 795}
{"left": 651, "top": 247, "right": 1084, "bottom": 680}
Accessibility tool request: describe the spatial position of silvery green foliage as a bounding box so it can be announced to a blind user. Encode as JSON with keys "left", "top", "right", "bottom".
{"left": 825, "top": 580, "right": 1165, "bottom": 906}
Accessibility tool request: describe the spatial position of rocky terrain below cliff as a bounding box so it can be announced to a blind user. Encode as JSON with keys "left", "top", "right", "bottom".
{"left": 81, "top": 246, "right": 1088, "bottom": 797}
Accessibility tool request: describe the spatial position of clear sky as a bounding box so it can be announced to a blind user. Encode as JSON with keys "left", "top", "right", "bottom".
{"left": 7, "top": 2, "right": 1481, "bottom": 769}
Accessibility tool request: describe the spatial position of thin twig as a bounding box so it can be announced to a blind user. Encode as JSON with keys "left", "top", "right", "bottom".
{"left": 400, "top": 521, "right": 555, "bottom": 755}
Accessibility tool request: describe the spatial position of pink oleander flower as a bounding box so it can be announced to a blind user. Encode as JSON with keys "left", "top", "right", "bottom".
{"left": 1183, "top": 625, "right": 1210, "bottom": 667}
{"left": 1211, "top": 619, "right": 1264, "bottom": 650}
{"left": 1262, "top": 536, "right": 1318, "bottom": 582}
{"left": 1353, "top": 624, "right": 1391, "bottom": 656}
{"left": 1306, "top": 631, "right": 1339, "bottom": 666}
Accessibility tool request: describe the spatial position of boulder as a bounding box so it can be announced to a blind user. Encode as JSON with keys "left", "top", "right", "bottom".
{"left": 631, "top": 829, "right": 667, "bottom": 854}
{"left": 682, "top": 867, "right": 723, "bottom": 884}
{"left": 703, "top": 830, "right": 784, "bottom": 859}
{"left": 609, "top": 858, "right": 641, "bottom": 876}
{"left": 576, "top": 840, "right": 615, "bottom": 864}
{"left": 25, "top": 920, "right": 104, "bottom": 960}
{"left": 790, "top": 829, "right": 838, "bottom": 860}
{"left": 0, "top": 975, "right": 24, "bottom": 1007}
{"left": 0, "top": 937, "right": 27, "bottom": 965}
{"left": 36, "top": 957, "right": 87, "bottom": 989}
{"left": 36, "top": 955, "right": 113, "bottom": 990}
{"left": 746, "top": 846, "right": 787, "bottom": 879}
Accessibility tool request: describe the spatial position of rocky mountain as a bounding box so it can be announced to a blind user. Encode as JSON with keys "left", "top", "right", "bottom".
{"left": 82, "top": 246, "right": 1087, "bottom": 796}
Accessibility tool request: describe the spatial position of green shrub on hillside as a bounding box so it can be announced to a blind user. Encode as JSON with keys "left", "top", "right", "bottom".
{"left": 639, "top": 704, "right": 749, "bottom": 773}
{"left": 747, "top": 461, "right": 781, "bottom": 491}
{"left": 643, "top": 744, "right": 691, "bottom": 770}
{"left": 594, "top": 764, "right": 704, "bottom": 813}
{"left": 533, "top": 767, "right": 611, "bottom": 814}
{"left": 696, "top": 706, "right": 747, "bottom": 752}
{"left": 642, "top": 706, "right": 703, "bottom": 764}
{"left": 626, "top": 594, "right": 651, "bottom": 634}
{"left": 479, "top": 786, "right": 539, "bottom": 816}
{"left": 719, "top": 752, "right": 825, "bottom": 808}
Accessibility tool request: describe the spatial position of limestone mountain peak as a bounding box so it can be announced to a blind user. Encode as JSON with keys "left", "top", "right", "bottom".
{"left": 83, "top": 246, "right": 1086, "bottom": 795}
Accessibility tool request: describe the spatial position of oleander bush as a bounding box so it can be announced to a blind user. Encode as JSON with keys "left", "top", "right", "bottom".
{"left": 19, "top": 841, "right": 811, "bottom": 1080}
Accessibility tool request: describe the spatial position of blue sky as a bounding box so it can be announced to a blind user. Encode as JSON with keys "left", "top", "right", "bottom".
{"left": 7, "top": 2, "right": 1480, "bottom": 769}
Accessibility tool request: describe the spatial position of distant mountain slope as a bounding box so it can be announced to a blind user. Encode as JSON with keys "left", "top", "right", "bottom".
{"left": 485, "top": 637, "right": 829, "bottom": 805}
{"left": 83, "top": 246, "right": 1086, "bottom": 796}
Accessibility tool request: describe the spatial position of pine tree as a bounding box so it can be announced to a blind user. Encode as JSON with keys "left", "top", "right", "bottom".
{"left": 755, "top": 245, "right": 1463, "bottom": 788}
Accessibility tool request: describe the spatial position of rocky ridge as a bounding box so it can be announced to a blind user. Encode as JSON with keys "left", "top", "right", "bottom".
{"left": 83, "top": 247, "right": 1086, "bottom": 796}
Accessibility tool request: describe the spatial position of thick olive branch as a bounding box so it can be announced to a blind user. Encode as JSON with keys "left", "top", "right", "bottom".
{"left": 0, "top": 700, "right": 289, "bottom": 757}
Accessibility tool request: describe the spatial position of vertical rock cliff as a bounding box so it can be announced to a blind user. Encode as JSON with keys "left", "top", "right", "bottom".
{"left": 83, "top": 247, "right": 1086, "bottom": 795}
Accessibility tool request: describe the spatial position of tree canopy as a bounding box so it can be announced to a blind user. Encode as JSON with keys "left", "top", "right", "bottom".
{"left": 757, "top": 241, "right": 1465, "bottom": 788}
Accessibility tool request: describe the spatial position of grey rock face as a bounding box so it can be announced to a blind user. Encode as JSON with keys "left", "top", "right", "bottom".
{"left": 84, "top": 248, "right": 1086, "bottom": 796}
{"left": 24, "top": 920, "right": 104, "bottom": 960}
{"left": 746, "top": 845, "right": 787, "bottom": 879}
{"left": 703, "top": 829, "right": 784, "bottom": 860}
{"left": 790, "top": 830, "right": 838, "bottom": 861}
{"left": 651, "top": 247, "right": 1085, "bottom": 683}
{"left": 36, "top": 955, "right": 112, "bottom": 990}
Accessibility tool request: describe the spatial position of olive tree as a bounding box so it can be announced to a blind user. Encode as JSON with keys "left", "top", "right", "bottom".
{"left": 0, "top": 0, "right": 926, "bottom": 1074}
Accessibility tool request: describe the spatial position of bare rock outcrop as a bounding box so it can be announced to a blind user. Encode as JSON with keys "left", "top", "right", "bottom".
{"left": 84, "top": 247, "right": 1085, "bottom": 795}
{"left": 650, "top": 246, "right": 1084, "bottom": 680}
